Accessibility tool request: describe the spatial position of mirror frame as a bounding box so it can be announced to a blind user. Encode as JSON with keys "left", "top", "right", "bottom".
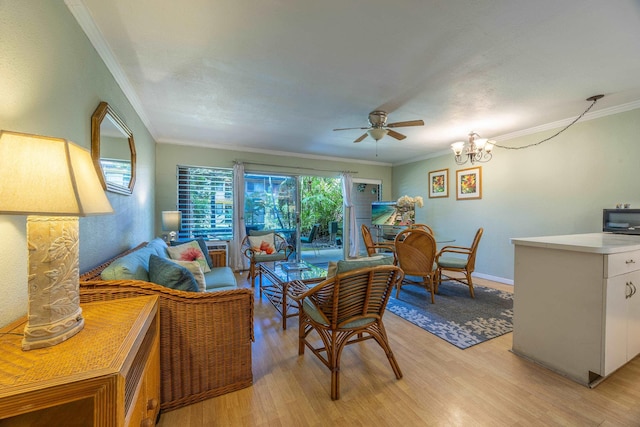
{"left": 91, "top": 101, "right": 136, "bottom": 195}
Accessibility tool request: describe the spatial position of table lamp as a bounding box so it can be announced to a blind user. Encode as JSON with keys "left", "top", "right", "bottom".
{"left": 0, "top": 130, "right": 113, "bottom": 350}
{"left": 161, "top": 211, "right": 182, "bottom": 242}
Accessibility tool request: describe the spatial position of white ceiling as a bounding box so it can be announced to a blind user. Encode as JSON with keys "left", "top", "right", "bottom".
{"left": 67, "top": 0, "right": 640, "bottom": 165}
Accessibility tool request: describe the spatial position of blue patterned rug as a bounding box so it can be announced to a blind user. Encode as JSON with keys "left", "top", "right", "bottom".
{"left": 386, "top": 280, "right": 513, "bottom": 349}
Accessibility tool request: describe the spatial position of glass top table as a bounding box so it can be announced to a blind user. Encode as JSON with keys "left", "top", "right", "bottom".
{"left": 258, "top": 260, "right": 327, "bottom": 330}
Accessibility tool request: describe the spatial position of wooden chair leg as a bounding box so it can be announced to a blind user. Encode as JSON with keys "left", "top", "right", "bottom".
{"left": 373, "top": 322, "right": 403, "bottom": 379}
{"left": 466, "top": 271, "right": 475, "bottom": 298}
{"left": 330, "top": 335, "right": 343, "bottom": 400}
{"left": 331, "top": 368, "right": 340, "bottom": 400}
{"left": 249, "top": 262, "right": 255, "bottom": 287}
{"left": 427, "top": 276, "right": 435, "bottom": 304}
{"left": 298, "top": 311, "right": 308, "bottom": 355}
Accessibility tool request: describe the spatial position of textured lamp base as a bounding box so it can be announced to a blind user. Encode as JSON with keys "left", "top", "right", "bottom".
{"left": 23, "top": 216, "right": 84, "bottom": 351}
{"left": 22, "top": 309, "right": 84, "bottom": 350}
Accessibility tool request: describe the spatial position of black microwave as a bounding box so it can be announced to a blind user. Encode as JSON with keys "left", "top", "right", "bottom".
{"left": 603, "top": 209, "right": 640, "bottom": 234}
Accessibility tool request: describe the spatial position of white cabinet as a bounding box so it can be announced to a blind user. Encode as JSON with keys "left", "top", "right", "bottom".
{"left": 511, "top": 233, "right": 640, "bottom": 387}
{"left": 604, "top": 269, "right": 640, "bottom": 376}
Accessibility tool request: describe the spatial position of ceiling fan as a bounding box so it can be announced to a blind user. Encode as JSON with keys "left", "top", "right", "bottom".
{"left": 333, "top": 110, "right": 424, "bottom": 143}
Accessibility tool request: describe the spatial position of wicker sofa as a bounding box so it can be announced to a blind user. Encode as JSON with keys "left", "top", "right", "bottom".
{"left": 79, "top": 242, "right": 254, "bottom": 412}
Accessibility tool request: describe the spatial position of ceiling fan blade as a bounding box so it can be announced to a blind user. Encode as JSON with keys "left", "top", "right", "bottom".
{"left": 333, "top": 126, "right": 370, "bottom": 131}
{"left": 386, "top": 119, "right": 424, "bottom": 128}
{"left": 354, "top": 133, "right": 368, "bottom": 143}
{"left": 387, "top": 129, "right": 407, "bottom": 140}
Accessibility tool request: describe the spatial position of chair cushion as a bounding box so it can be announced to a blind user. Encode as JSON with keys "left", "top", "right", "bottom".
{"left": 167, "top": 240, "right": 211, "bottom": 273}
{"left": 253, "top": 252, "right": 288, "bottom": 262}
{"left": 148, "top": 254, "right": 199, "bottom": 292}
{"left": 100, "top": 246, "right": 157, "bottom": 281}
{"left": 204, "top": 267, "right": 238, "bottom": 290}
{"left": 248, "top": 233, "right": 276, "bottom": 255}
{"left": 302, "top": 299, "right": 374, "bottom": 328}
{"left": 438, "top": 256, "right": 468, "bottom": 269}
{"left": 170, "top": 238, "right": 214, "bottom": 269}
{"left": 335, "top": 255, "right": 393, "bottom": 275}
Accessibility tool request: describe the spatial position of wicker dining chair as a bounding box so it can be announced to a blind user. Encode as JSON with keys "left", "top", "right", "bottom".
{"left": 361, "top": 224, "right": 395, "bottom": 259}
{"left": 394, "top": 228, "right": 438, "bottom": 303}
{"left": 435, "top": 227, "right": 484, "bottom": 298}
{"left": 288, "top": 264, "right": 404, "bottom": 400}
{"left": 408, "top": 223, "right": 434, "bottom": 235}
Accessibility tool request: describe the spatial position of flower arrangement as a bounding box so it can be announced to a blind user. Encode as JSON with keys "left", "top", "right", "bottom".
{"left": 395, "top": 195, "right": 423, "bottom": 225}
{"left": 396, "top": 195, "right": 424, "bottom": 208}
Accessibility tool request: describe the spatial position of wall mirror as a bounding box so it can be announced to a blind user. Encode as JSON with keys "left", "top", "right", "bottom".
{"left": 91, "top": 101, "right": 136, "bottom": 195}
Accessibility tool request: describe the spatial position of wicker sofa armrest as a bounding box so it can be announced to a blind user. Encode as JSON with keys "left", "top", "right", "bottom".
{"left": 80, "top": 279, "right": 253, "bottom": 412}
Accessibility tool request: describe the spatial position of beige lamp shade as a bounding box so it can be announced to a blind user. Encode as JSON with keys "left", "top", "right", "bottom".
{"left": 162, "top": 210, "right": 182, "bottom": 231}
{"left": 0, "top": 130, "right": 113, "bottom": 216}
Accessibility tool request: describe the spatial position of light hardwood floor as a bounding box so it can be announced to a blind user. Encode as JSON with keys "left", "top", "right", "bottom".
{"left": 158, "top": 274, "right": 640, "bottom": 426}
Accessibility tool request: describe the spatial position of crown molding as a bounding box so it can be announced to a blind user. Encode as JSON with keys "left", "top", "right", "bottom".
{"left": 394, "top": 99, "right": 640, "bottom": 166}
{"left": 493, "top": 99, "right": 640, "bottom": 142}
{"left": 64, "top": 0, "right": 155, "bottom": 137}
{"left": 157, "top": 139, "right": 393, "bottom": 167}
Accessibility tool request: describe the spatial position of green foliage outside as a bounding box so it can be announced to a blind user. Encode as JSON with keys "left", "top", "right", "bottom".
{"left": 244, "top": 175, "right": 343, "bottom": 240}
{"left": 300, "top": 176, "right": 343, "bottom": 237}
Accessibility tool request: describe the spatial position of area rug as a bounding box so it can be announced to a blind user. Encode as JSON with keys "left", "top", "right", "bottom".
{"left": 386, "top": 281, "right": 513, "bottom": 349}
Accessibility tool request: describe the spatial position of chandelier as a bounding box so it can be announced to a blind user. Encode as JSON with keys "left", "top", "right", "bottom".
{"left": 450, "top": 95, "right": 604, "bottom": 166}
{"left": 451, "top": 132, "right": 494, "bottom": 165}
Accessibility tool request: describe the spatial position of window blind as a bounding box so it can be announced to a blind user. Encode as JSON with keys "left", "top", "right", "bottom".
{"left": 177, "top": 166, "right": 234, "bottom": 240}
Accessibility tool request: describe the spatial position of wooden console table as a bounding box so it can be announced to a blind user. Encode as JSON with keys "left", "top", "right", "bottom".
{"left": 0, "top": 296, "right": 160, "bottom": 426}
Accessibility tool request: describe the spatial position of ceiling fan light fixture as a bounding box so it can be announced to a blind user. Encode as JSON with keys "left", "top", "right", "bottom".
{"left": 368, "top": 128, "right": 388, "bottom": 141}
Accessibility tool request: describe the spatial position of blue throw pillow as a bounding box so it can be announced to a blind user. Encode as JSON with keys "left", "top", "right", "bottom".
{"left": 171, "top": 238, "right": 214, "bottom": 269}
{"left": 148, "top": 254, "right": 198, "bottom": 292}
{"left": 100, "top": 247, "right": 157, "bottom": 281}
{"left": 146, "top": 237, "right": 169, "bottom": 258}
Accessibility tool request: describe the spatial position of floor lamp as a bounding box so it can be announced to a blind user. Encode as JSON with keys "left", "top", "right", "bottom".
{"left": 0, "top": 130, "right": 113, "bottom": 350}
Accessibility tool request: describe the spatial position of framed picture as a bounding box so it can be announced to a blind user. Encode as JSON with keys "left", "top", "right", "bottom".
{"left": 428, "top": 168, "right": 448, "bottom": 198}
{"left": 456, "top": 166, "right": 482, "bottom": 200}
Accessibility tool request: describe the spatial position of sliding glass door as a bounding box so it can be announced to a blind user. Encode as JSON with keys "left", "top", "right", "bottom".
{"left": 244, "top": 173, "right": 298, "bottom": 248}
{"left": 243, "top": 173, "right": 345, "bottom": 262}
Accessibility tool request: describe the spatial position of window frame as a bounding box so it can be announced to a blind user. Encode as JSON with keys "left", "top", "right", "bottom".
{"left": 176, "top": 165, "right": 234, "bottom": 240}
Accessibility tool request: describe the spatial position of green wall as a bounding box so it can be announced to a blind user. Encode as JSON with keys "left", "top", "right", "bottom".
{"left": 393, "top": 108, "right": 640, "bottom": 282}
{"left": 0, "top": 1, "right": 156, "bottom": 326}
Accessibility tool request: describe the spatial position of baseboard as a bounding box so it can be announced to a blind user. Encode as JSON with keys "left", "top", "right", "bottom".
{"left": 473, "top": 272, "right": 514, "bottom": 286}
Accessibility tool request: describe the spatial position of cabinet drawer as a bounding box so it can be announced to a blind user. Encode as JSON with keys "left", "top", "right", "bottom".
{"left": 605, "top": 250, "right": 640, "bottom": 277}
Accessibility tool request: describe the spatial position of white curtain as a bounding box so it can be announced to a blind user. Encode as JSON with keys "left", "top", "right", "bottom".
{"left": 232, "top": 162, "right": 248, "bottom": 271}
{"left": 341, "top": 172, "right": 358, "bottom": 258}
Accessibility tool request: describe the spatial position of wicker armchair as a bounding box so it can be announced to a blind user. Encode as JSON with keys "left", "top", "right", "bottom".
{"left": 241, "top": 231, "right": 294, "bottom": 286}
{"left": 79, "top": 243, "right": 254, "bottom": 412}
{"left": 288, "top": 264, "right": 404, "bottom": 400}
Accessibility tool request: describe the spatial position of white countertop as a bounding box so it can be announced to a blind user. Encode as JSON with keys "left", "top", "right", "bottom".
{"left": 510, "top": 232, "right": 640, "bottom": 254}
